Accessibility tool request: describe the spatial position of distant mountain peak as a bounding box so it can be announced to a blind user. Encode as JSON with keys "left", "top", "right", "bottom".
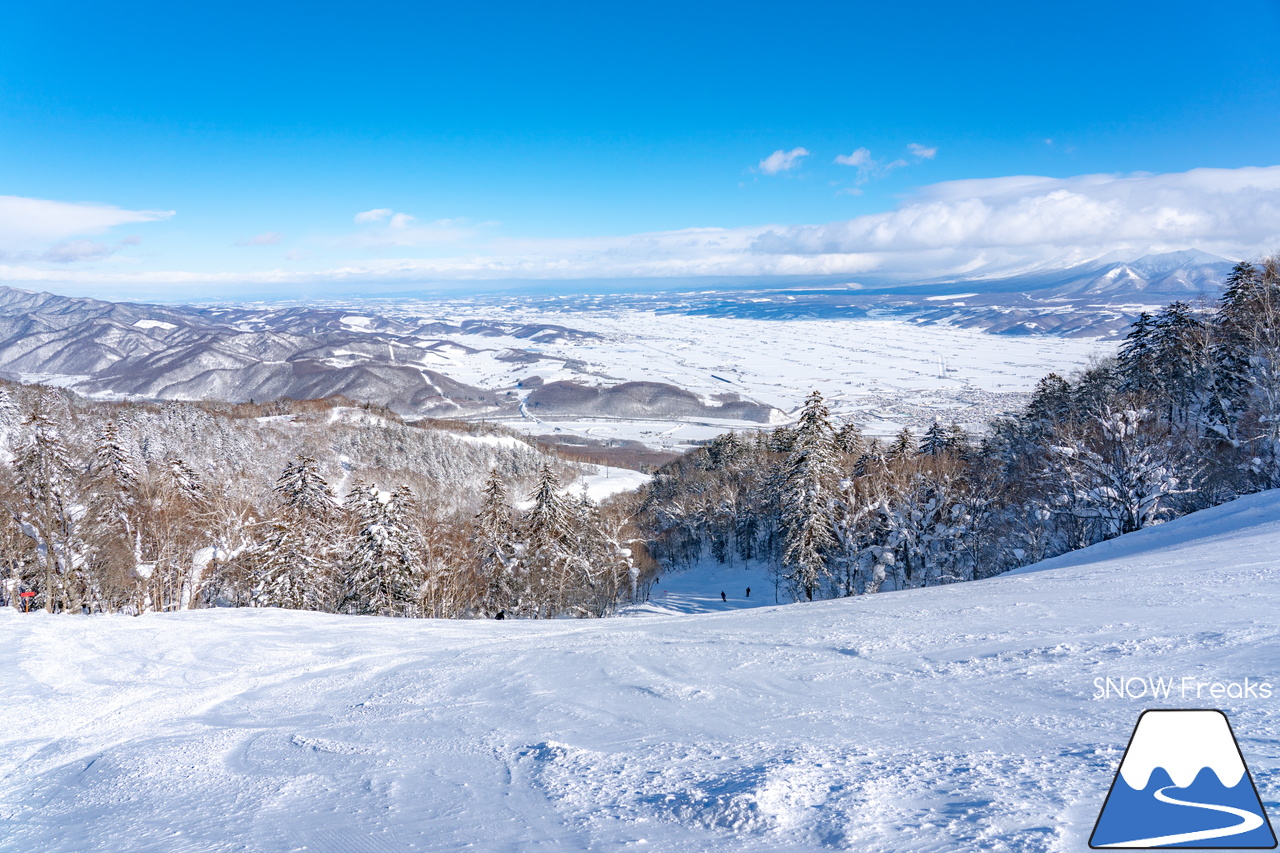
{"left": 1128, "top": 248, "right": 1235, "bottom": 276}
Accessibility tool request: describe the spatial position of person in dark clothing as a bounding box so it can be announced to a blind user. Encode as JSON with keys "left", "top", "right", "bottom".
{"left": 746, "top": 587, "right": 751, "bottom": 598}
{"left": 720, "top": 591, "right": 727, "bottom": 602}
{"left": 495, "top": 610, "right": 505, "bottom": 620}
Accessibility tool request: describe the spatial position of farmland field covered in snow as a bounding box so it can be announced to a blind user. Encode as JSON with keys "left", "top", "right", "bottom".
{"left": 365, "top": 298, "right": 1111, "bottom": 443}
{"left": 3, "top": 492, "right": 1278, "bottom": 852}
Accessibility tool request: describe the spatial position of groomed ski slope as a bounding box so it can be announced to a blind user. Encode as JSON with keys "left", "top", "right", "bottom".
{"left": 3, "top": 493, "right": 1280, "bottom": 852}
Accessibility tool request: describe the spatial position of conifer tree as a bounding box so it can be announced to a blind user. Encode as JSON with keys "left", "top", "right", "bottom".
{"left": 84, "top": 420, "right": 141, "bottom": 611}
{"left": 0, "top": 386, "right": 19, "bottom": 425}
{"left": 342, "top": 483, "right": 423, "bottom": 616}
{"left": 255, "top": 456, "right": 340, "bottom": 610}
{"left": 166, "top": 457, "right": 207, "bottom": 504}
{"left": 473, "top": 468, "right": 518, "bottom": 616}
{"left": 1208, "top": 266, "right": 1258, "bottom": 437}
{"left": 1219, "top": 258, "right": 1280, "bottom": 482}
{"left": 780, "top": 391, "right": 839, "bottom": 601}
{"left": 1025, "top": 374, "right": 1075, "bottom": 429}
{"left": 834, "top": 421, "right": 864, "bottom": 456}
{"left": 522, "top": 463, "right": 574, "bottom": 616}
{"left": 1118, "top": 312, "right": 1160, "bottom": 394}
{"left": 889, "top": 427, "right": 916, "bottom": 460}
{"left": 1150, "top": 301, "right": 1210, "bottom": 429}
{"left": 274, "top": 455, "right": 337, "bottom": 516}
{"left": 0, "top": 385, "right": 20, "bottom": 456}
{"left": 9, "top": 412, "right": 82, "bottom": 612}
{"left": 920, "top": 421, "right": 950, "bottom": 456}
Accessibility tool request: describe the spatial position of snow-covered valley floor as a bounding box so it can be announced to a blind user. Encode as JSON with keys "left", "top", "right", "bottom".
{"left": 4, "top": 493, "right": 1280, "bottom": 851}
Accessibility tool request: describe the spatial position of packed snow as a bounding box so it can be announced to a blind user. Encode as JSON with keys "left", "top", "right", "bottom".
{"left": 623, "top": 560, "right": 780, "bottom": 616}
{"left": 3, "top": 491, "right": 1279, "bottom": 851}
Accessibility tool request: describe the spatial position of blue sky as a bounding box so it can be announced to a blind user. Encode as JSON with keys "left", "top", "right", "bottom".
{"left": 2, "top": 0, "right": 1279, "bottom": 297}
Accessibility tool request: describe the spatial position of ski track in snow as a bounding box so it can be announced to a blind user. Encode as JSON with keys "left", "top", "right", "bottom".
{"left": 3, "top": 492, "right": 1280, "bottom": 851}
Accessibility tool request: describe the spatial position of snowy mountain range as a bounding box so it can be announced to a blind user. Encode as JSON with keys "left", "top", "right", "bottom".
{"left": 0, "top": 249, "right": 1235, "bottom": 427}
{"left": 635, "top": 249, "right": 1238, "bottom": 336}
{"left": 0, "top": 286, "right": 780, "bottom": 423}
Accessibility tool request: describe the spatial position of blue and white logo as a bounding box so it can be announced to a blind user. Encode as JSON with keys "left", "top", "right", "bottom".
{"left": 1091, "top": 709, "right": 1276, "bottom": 848}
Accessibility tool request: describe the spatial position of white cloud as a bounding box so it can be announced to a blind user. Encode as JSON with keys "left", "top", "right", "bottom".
{"left": 334, "top": 166, "right": 1280, "bottom": 281}
{"left": 354, "top": 208, "right": 394, "bottom": 224}
{"left": 5, "top": 166, "right": 1277, "bottom": 288}
{"left": 758, "top": 147, "right": 810, "bottom": 175}
{"left": 834, "top": 148, "right": 873, "bottom": 168}
{"left": 836, "top": 144, "right": 930, "bottom": 184}
{"left": 0, "top": 195, "right": 172, "bottom": 260}
{"left": 834, "top": 147, "right": 889, "bottom": 184}
{"left": 344, "top": 212, "right": 491, "bottom": 249}
{"left": 238, "top": 231, "right": 283, "bottom": 247}
{"left": 747, "top": 166, "right": 1280, "bottom": 280}
{"left": 40, "top": 240, "right": 118, "bottom": 264}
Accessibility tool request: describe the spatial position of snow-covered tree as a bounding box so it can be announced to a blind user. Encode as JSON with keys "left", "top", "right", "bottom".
{"left": 472, "top": 468, "right": 518, "bottom": 616}
{"left": 0, "top": 385, "right": 21, "bottom": 461}
{"left": 919, "top": 421, "right": 950, "bottom": 456}
{"left": 343, "top": 483, "right": 423, "bottom": 616}
{"left": 82, "top": 420, "right": 142, "bottom": 611}
{"left": 166, "top": 457, "right": 207, "bottom": 505}
{"left": 834, "top": 421, "right": 864, "bottom": 456}
{"left": 274, "top": 455, "right": 337, "bottom": 516}
{"left": 1118, "top": 312, "right": 1160, "bottom": 395}
{"left": 888, "top": 427, "right": 916, "bottom": 460}
{"left": 1050, "top": 408, "right": 1190, "bottom": 539}
{"left": 521, "top": 463, "right": 575, "bottom": 617}
{"left": 254, "top": 456, "right": 340, "bottom": 611}
{"left": 780, "top": 391, "right": 839, "bottom": 601}
{"left": 1209, "top": 263, "right": 1261, "bottom": 441}
{"left": 1215, "top": 258, "right": 1280, "bottom": 483}
{"left": 8, "top": 412, "right": 84, "bottom": 612}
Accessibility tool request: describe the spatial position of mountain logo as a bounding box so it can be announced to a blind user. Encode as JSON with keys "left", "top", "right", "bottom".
{"left": 1091, "top": 709, "right": 1277, "bottom": 849}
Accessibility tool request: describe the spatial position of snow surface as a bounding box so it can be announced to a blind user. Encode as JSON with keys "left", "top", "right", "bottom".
{"left": 515, "top": 465, "right": 650, "bottom": 510}
{"left": 569, "top": 465, "right": 651, "bottom": 504}
{"left": 622, "top": 560, "right": 780, "bottom": 616}
{"left": 3, "top": 492, "right": 1280, "bottom": 851}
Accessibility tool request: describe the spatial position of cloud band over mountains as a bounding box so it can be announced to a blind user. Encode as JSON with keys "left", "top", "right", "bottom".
{"left": 2, "top": 166, "right": 1278, "bottom": 290}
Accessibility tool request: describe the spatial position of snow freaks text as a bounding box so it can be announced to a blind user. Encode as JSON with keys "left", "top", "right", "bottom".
{"left": 1093, "top": 677, "right": 1274, "bottom": 701}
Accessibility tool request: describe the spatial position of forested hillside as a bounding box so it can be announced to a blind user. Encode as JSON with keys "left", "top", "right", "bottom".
{"left": 6, "top": 257, "right": 1277, "bottom": 619}
{"left": 640, "top": 258, "right": 1280, "bottom": 600}
{"left": 0, "top": 389, "right": 653, "bottom": 618}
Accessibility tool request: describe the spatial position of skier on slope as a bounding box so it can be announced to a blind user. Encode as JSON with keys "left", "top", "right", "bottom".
{"left": 720, "top": 591, "right": 726, "bottom": 602}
